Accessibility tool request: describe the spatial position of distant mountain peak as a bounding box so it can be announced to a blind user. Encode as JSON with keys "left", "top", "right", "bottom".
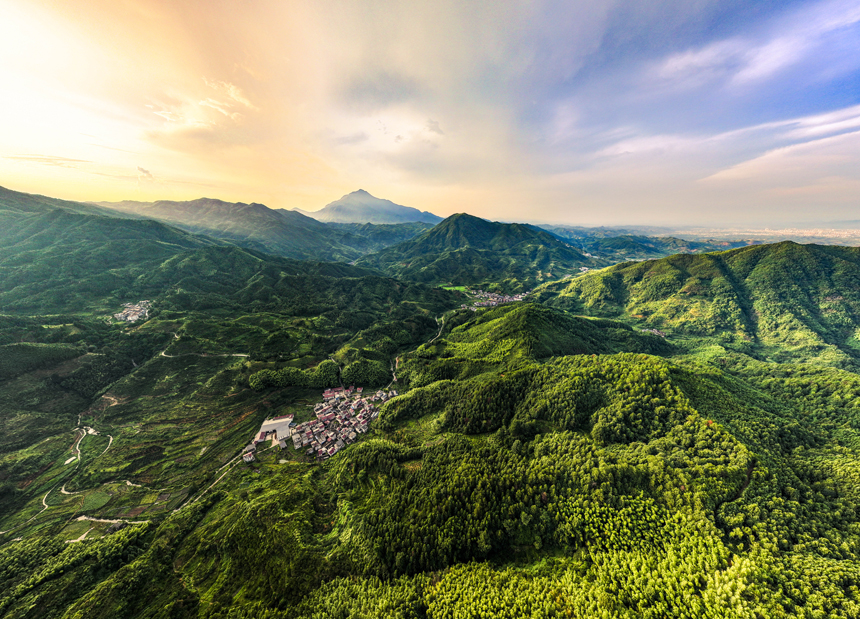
{"left": 297, "top": 191, "right": 442, "bottom": 224}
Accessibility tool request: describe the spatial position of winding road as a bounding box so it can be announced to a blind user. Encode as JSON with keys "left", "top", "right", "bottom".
{"left": 3, "top": 414, "right": 119, "bottom": 537}
{"left": 75, "top": 515, "right": 150, "bottom": 525}
{"left": 161, "top": 351, "right": 249, "bottom": 358}
{"left": 387, "top": 315, "right": 446, "bottom": 390}
{"left": 2, "top": 334, "right": 245, "bottom": 540}
{"left": 159, "top": 332, "right": 248, "bottom": 359}
{"left": 428, "top": 315, "right": 445, "bottom": 344}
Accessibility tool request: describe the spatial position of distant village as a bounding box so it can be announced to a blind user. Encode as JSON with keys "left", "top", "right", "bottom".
{"left": 242, "top": 385, "right": 399, "bottom": 463}
{"left": 462, "top": 289, "right": 530, "bottom": 310}
{"left": 112, "top": 300, "right": 151, "bottom": 323}
{"left": 640, "top": 328, "right": 667, "bottom": 338}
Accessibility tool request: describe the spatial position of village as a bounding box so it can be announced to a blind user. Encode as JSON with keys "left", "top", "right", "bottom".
{"left": 640, "top": 328, "right": 667, "bottom": 338}
{"left": 462, "top": 289, "right": 530, "bottom": 310}
{"left": 242, "top": 385, "right": 399, "bottom": 463}
{"left": 112, "top": 300, "right": 152, "bottom": 323}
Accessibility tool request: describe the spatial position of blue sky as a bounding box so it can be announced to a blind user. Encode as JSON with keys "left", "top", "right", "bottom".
{"left": 1, "top": 0, "right": 858, "bottom": 225}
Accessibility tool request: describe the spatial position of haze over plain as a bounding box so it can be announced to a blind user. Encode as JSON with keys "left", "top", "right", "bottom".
{"left": 1, "top": 0, "right": 859, "bottom": 225}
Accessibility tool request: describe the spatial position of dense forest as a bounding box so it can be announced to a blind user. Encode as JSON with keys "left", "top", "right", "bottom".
{"left": 6, "top": 191, "right": 860, "bottom": 617}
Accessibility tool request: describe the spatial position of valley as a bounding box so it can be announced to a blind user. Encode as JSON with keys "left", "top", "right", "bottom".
{"left": 2, "top": 186, "right": 860, "bottom": 617}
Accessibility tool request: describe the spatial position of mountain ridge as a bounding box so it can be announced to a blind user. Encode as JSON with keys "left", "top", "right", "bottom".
{"left": 94, "top": 196, "right": 366, "bottom": 262}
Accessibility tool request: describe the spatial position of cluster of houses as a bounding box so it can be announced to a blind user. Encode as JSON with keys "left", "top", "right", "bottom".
{"left": 242, "top": 385, "right": 400, "bottom": 463}
{"left": 242, "top": 413, "right": 295, "bottom": 462}
{"left": 113, "top": 300, "right": 151, "bottom": 323}
{"left": 462, "top": 289, "right": 530, "bottom": 310}
{"left": 640, "top": 328, "right": 667, "bottom": 338}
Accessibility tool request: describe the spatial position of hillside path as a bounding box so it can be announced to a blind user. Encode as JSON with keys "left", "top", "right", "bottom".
{"left": 428, "top": 316, "right": 445, "bottom": 344}
{"left": 75, "top": 515, "right": 150, "bottom": 525}
{"left": 387, "top": 315, "right": 446, "bottom": 389}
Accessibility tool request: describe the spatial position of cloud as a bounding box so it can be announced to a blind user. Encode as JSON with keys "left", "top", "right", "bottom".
{"left": 198, "top": 98, "right": 242, "bottom": 120}
{"left": 4, "top": 0, "right": 860, "bottom": 222}
{"left": 4, "top": 154, "right": 151, "bottom": 185}
{"left": 137, "top": 166, "right": 154, "bottom": 182}
{"left": 703, "top": 129, "right": 860, "bottom": 183}
{"left": 781, "top": 104, "right": 860, "bottom": 140}
{"left": 333, "top": 132, "right": 369, "bottom": 146}
{"left": 202, "top": 78, "right": 257, "bottom": 110}
{"left": 143, "top": 77, "right": 268, "bottom": 154}
{"left": 5, "top": 154, "right": 91, "bottom": 168}
{"left": 426, "top": 119, "right": 444, "bottom": 135}
{"left": 650, "top": 0, "right": 860, "bottom": 93}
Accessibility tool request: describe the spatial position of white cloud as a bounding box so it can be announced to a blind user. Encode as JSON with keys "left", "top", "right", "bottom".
{"left": 202, "top": 78, "right": 258, "bottom": 110}
{"left": 4, "top": 154, "right": 91, "bottom": 168}
{"left": 781, "top": 104, "right": 860, "bottom": 139}
{"left": 651, "top": 0, "right": 860, "bottom": 91}
{"left": 703, "top": 129, "right": 860, "bottom": 183}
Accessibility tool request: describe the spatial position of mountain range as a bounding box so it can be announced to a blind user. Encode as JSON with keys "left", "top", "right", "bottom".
{"left": 94, "top": 196, "right": 370, "bottom": 262}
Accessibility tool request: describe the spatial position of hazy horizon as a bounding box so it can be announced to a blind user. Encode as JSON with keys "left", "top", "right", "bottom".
{"left": 2, "top": 0, "right": 859, "bottom": 226}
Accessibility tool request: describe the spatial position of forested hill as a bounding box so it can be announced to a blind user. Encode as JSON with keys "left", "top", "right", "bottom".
{"left": 0, "top": 200, "right": 459, "bottom": 321}
{"left": 136, "top": 245, "right": 459, "bottom": 317}
{"left": 391, "top": 213, "right": 576, "bottom": 253}
{"left": 535, "top": 241, "right": 860, "bottom": 366}
{"left": 324, "top": 221, "right": 435, "bottom": 253}
{"left": 10, "top": 183, "right": 860, "bottom": 617}
{"left": 393, "top": 303, "right": 673, "bottom": 388}
{"left": 0, "top": 208, "right": 224, "bottom": 313}
{"left": 0, "top": 200, "right": 459, "bottom": 317}
{"left": 357, "top": 212, "right": 591, "bottom": 291}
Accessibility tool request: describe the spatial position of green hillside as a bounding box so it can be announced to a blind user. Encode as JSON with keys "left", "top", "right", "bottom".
{"left": 6, "top": 301, "right": 860, "bottom": 617}
{"left": 0, "top": 209, "right": 224, "bottom": 313}
{"left": 397, "top": 303, "right": 672, "bottom": 384}
{"left": 6, "top": 225, "right": 860, "bottom": 618}
{"left": 358, "top": 213, "right": 592, "bottom": 291}
{"left": 535, "top": 241, "right": 860, "bottom": 367}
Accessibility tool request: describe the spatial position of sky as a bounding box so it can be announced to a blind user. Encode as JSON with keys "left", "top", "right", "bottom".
{"left": 1, "top": 0, "right": 859, "bottom": 226}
